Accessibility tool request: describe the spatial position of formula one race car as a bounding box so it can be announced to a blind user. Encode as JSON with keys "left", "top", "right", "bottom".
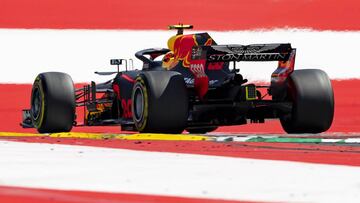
{"left": 22, "top": 24, "right": 334, "bottom": 134}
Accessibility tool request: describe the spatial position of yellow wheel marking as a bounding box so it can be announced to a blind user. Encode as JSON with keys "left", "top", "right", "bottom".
{"left": 38, "top": 78, "right": 45, "bottom": 128}
{"left": 0, "top": 132, "right": 211, "bottom": 141}
{"left": 32, "top": 77, "right": 45, "bottom": 129}
{"left": 133, "top": 77, "right": 149, "bottom": 132}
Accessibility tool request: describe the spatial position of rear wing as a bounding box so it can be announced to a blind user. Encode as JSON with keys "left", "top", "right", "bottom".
{"left": 190, "top": 43, "right": 297, "bottom": 99}
{"left": 191, "top": 43, "right": 294, "bottom": 62}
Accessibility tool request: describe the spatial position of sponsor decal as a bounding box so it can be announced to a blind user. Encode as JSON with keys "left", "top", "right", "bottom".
{"left": 112, "top": 84, "right": 121, "bottom": 100}
{"left": 184, "top": 78, "right": 194, "bottom": 85}
{"left": 227, "top": 46, "right": 260, "bottom": 54}
{"left": 207, "top": 62, "right": 224, "bottom": 70}
{"left": 184, "top": 78, "right": 218, "bottom": 86}
{"left": 121, "top": 99, "right": 132, "bottom": 118}
{"left": 189, "top": 60, "right": 209, "bottom": 99}
{"left": 190, "top": 63, "right": 206, "bottom": 78}
{"left": 208, "top": 53, "right": 287, "bottom": 62}
{"left": 191, "top": 46, "right": 202, "bottom": 60}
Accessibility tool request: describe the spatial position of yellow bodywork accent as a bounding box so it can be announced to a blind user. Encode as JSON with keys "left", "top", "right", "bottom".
{"left": 245, "top": 86, "right": 257, "bottom": 101}
{"left": 0, "top": 132, "right": 210, "bottom": 141}
{"left": 0, "top": 132, "right": 41, "bottom": 137}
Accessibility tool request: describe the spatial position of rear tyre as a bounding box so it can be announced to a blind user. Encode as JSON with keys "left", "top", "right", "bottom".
{"left": 131, "top": 71, "right": 188, "bottom": 133}
{"left": 280, "top": 69, "right": 334, "bottom": 133}
{"left": 30, "top": 72, "right": 76, "bottom": 133}
{"left": 186, "top": 127, "right": 218, "bottom": 134}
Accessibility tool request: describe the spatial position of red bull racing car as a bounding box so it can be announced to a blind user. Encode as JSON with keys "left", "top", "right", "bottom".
{"left": 22, "top": 25, "right": 334, "bottom": 134}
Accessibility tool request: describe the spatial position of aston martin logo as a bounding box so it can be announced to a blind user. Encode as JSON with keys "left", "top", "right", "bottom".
{"left": 208, "top": 53, "right": 287, "bottom": 62}
{"left": 228, "top": 44, "right": 281, "bottom": 54}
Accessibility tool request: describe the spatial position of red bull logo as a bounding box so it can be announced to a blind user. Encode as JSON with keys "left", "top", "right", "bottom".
{"left": 172, "top": 34, "right": 213, "bottom": 68}
{"left": 165, "top": 33, "right": 214, "bottom": 100}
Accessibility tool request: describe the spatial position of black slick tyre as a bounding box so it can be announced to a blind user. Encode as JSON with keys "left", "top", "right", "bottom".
{"left": 30, "top": 72, "right": 76, "bottom": 133}
{"left": 131, "top": 71, "right": 188, "bottom": 133}
{"left": 280, "top": 69, "right": 334, "bottom": 133}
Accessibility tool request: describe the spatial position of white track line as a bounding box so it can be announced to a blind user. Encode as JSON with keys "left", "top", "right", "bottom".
{"left": 0, "top": 141, "right": 359, "bottom": 203}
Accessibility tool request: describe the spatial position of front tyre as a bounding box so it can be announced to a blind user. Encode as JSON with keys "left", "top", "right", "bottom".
{"left": 31, "top": 72, "right": 76, "bottom": 133}
{"left": 131, "top": 71, "right": 188, "bottom": 133}
{"left": 280, "top": 69, "right": 334, "bottom": 133}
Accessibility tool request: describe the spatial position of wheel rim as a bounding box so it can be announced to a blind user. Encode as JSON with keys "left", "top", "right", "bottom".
{"left": 31, "top": 86, "right": 42, "bottom": 120}
{"left": 133, "top": 86, "right": 144, "bottom": 122}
